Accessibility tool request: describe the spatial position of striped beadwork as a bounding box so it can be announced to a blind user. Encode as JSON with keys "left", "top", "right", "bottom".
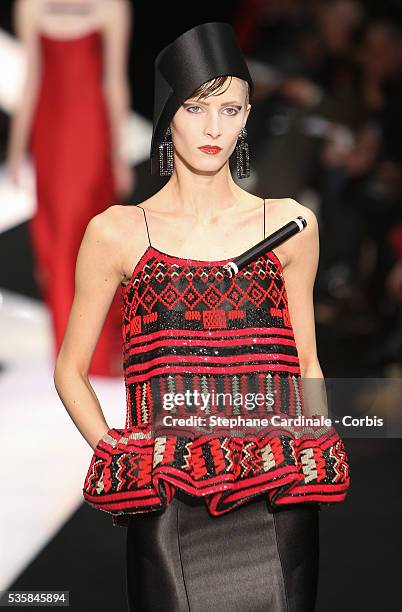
{"left": 82, "top": 246, "right": 350, "bottom": 526}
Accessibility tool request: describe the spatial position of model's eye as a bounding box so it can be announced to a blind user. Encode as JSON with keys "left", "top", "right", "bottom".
{"left": 186, "top": 105, "right": 202, "bottom": 113}
{"left": 223, "top": 107, "right": 240, "bottom": 115}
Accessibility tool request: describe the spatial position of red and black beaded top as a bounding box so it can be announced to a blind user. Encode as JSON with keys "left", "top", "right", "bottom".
{"left": 83, "top": 200, "right": 350, "bottom": 526}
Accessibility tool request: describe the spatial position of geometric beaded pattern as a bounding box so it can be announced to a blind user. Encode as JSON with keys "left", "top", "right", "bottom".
{"left": 120, "top": 247, "right": 300, "bottom": 426}
{"left": 82, "top": 246, "right": 351, "bottom": 526}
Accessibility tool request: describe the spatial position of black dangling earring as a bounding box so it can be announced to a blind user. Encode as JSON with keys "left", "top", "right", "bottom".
{"left": 236, "top": 126, "right": 250, "bottom": 179}
{"left": 159, "top": 126, "right": 174, "bottom": 176}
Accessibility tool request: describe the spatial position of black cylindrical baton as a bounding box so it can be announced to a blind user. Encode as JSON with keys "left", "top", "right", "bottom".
{"left": 222, "top": 216, "right": 307, "bottom": 277}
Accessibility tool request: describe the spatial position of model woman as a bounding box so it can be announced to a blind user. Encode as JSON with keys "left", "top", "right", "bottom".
{"left": 6, "top": 0, "right": 133, "bottom": 376}
{"left": 54, "top": 23, "right": 350, "bottom": 612}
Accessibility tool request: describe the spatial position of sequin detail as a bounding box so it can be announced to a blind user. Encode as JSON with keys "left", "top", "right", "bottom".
{"left": 82, "top": 246, "right": 350, "bottom": 526}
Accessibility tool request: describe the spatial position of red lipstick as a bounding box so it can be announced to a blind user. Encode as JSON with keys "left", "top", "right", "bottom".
{"left": 198, "top": 145, "right": 222, "bottom": 155}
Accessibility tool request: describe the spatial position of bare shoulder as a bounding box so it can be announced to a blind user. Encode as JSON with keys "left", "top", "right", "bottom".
{"left": 266, "top": 198, "right": 318, "bottom": 269}
{"left": 281, "top": 197, "right": 319, "bottom": 254}
{"left": 267, "top": 197, "right": 316, "bottom": 225}
{"left": 105, "top": 202, "right": 148, "bottom": 234}
{"left": 88, "top": 204, "right": 126, "bottom": 242}
{"left": 99, "top": 203, "right": 153, "bottom": 283}
{"left": 93, "top": 201, "right": 145, "bottom": 242}
{"left": 85, "top": 205, "right": 129, "bottom": 264}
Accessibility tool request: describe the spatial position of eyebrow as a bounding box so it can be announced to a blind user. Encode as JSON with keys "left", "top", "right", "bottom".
{"left": 184, "top": 100, "right": 243, "bottom": 106}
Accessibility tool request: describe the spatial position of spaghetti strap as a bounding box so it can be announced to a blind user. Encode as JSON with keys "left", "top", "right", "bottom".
{"left": 136, "top": 205, "right": 152, "bottom": 247}
{"left": 263, "top": 198, "right": 266, "bottom": 240}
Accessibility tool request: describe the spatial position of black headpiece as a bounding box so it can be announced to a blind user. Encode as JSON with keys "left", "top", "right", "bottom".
{"left": 150, "top": 22, "right": 253, "bottom": 174}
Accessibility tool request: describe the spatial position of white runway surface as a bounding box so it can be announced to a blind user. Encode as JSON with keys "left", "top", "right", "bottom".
{"left": 0, "top": 288, "right": 126, "bottom": 589}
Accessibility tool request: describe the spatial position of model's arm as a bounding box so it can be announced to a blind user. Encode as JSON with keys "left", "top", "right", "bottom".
{"left": 6, "top": 0, "right": 41, "bottom": 183}
{"left": 101, "top": 0, "right": 133, "bottom": 194}
{"left": 53, "top": 207, "right": 125, "bottom": 450}
{"left": 281, "top": 200, "right": 329, "bottom": 417}
{"left": 280, "top": 200, "right": 322, "bottom": 376}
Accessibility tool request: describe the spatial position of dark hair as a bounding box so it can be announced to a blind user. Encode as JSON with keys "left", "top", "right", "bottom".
{"left": 191, "top": 76, "right": 250, "bottom": 105}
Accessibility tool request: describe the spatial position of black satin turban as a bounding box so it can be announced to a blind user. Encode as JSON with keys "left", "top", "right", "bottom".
{"left": 150, "top": 21, "right": 254, "bottom": 174}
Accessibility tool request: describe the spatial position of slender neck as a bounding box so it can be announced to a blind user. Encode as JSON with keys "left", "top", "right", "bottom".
{"left": 162, "top": 161, "right": 244, "bottom": 225}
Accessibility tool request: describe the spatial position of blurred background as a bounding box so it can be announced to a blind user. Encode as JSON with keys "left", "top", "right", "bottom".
{"left": 0, "top": 0, "right": 401, "bottom": 610}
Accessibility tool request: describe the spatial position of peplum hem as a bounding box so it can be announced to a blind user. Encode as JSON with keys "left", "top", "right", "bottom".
{"left": 82, "top": 421, "right": 350, "bottom": 527}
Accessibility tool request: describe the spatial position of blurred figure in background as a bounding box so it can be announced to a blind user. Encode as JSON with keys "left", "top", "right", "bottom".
{"left": 317, "top": 17, "right": 402, "bottom": 350}
{"left": 233, "top": 0, "right": 402, "bottom": 370}
{"left": 6, "top": 0, "right": 134, "bottom": 376}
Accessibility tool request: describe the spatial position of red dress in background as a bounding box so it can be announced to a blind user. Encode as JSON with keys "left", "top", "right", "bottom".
{"left": 29, "top": 30, "right": 122, "bottom": 377}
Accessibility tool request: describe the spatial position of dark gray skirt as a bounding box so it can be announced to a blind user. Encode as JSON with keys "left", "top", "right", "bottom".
{"left": 125, "top": 490, "right": 319, "bottom": 612}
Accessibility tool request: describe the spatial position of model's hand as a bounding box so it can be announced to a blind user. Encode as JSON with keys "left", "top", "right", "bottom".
{"left": 91, "top": 427, "right": 111, "bottom": 451}
{"left": 113, "top": 158, "right": 136, "bottom": 198}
